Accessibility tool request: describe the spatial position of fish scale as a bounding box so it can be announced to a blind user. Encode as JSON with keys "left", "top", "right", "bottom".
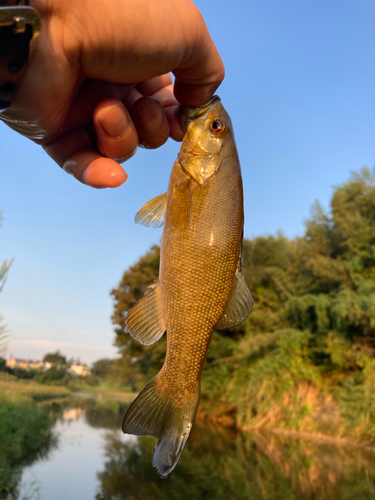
{"left": 122, "top": 96, "right": 253, "bottom": 478}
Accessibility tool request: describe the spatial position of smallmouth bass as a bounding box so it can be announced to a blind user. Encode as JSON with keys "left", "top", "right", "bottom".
{"left": 122, "top": 96, "right": 253, "bottom": 478}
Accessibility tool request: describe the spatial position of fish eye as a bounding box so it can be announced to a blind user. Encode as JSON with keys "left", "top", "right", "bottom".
{"left": 210, "top": 120, "right": 225, "bottom": 134}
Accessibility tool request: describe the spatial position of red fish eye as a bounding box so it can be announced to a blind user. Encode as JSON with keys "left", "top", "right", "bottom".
{"left": 210, "top": 120, "right": 225, "bottom": 134}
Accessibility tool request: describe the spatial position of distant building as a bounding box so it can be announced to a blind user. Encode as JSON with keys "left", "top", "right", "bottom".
{"left": 68, "top": 364, "right": 91, "bottom": 377}
{"left": 6, "top": 357, "right": 90, "bottom": 376}
{"left": 6, "top": 357, "right": 52, "bottom": 371}
{"left": 6, "top": 357, "right": 30, "bottom": 370}
{"left": 28, "top": 360, "right": 45, "bottom": 371}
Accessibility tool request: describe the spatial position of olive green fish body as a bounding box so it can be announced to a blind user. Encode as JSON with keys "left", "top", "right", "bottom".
{"left": 159, "top": 157, "right": 243, "bottom": 399}
{"left": 122, "top": 97, "right": 252, "bottom": 478}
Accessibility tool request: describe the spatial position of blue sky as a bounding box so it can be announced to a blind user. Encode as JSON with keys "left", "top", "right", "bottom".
{"left": 1, "top": 0, "right": 374, "bottom": 364}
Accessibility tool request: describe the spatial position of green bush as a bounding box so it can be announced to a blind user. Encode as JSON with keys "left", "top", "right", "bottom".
{"left": 34, "top": 365, "right": 70, "bottom": 386}
{"left": 12, "top": 367, "right": 35, "bottom": 380}
{"left": 0, "top": 403, "right": 55, "bottom": 496}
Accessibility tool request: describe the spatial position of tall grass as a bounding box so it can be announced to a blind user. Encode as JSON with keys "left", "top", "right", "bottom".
{"left": 0, "top": 402, "right": 56, "bottom": 498}
{"left": 0, "top": 373, "right": 70, "bottom": 405}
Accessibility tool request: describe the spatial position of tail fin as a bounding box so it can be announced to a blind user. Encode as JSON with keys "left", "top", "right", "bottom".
{"left": 122, "top": 377, "right": 200, "bottom": 479}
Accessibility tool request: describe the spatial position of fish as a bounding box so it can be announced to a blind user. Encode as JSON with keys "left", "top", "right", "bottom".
{"left": 122, "top": 96, "right": 253, "bottom": 478}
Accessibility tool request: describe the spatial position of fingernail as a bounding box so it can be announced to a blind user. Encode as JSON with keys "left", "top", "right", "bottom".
{"left": 63, "top": 160, "right": 76, "bottom": 177}
{"left": 115, "top": 145, "right": 138, "bottom": 163}
{"left": 136, "top": 101, "right": 164, "bottom": 133}
{"left": 99, "top": 105, "right": 128, "bottom": 138}
{"left": 82, "top": 158, "right": 128, "bottom": 188}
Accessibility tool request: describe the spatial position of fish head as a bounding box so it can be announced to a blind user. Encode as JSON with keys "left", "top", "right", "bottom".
{"left": 178, "top": 96, "right": 235, "bottom": 185}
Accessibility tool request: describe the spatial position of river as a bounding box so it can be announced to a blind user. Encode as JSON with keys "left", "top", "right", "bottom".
{"left": 13, "top": 397, "right": 375, "bottom": 500}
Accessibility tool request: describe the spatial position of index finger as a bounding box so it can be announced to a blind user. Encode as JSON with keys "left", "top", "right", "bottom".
{"left": 172, "top": 2, "right": 225, "bottom": 107}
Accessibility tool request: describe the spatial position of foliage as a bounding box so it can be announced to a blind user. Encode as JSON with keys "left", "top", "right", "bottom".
{"left": 92, "top": 358, "right": 114, "bottom": 377}
{"left": 111, "top": 168, "right": 375, "bottom": 437}
{"left": 84, "top": 358, "right": 129, "bottom": 388}
{"left": 0, "top": 403, "right": 55, "bottom": 497}
{"left": 0, "top": 259, "right": 13, "bottom": 294}
{"left": 11, "top": 367, "right": 36, "bottom": 380}
{"left": 34, "top": 365, "right": 70, "bottom": 386}
{"left": 43, "top": 350, "right": 67, "bottom": 366}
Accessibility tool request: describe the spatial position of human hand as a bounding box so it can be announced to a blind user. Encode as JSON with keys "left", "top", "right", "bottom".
{"left": 0, "top": 0, "right": 224, "bottom": 188}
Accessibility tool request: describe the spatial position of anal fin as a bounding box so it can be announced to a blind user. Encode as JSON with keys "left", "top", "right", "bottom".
{"left": 216, "top": 269, "right": 253, "bottom": 330}
{"left": 126, "top": 281, "right": 166, "bottom": 345}
{"left": 135, "top": 193, "right": 167, "bottom": 228}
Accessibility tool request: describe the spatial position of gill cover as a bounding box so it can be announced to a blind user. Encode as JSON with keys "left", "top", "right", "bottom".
{"left": 178, "top": 96, "right": 232, "bottom": 185}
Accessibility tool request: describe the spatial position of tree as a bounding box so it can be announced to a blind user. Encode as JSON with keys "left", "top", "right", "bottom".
{"left": 286, "top": 167, "right": 375, "bottom": 339}
{"left": 91, "top": 358, "right": 116, "bottom": 378}
{"left": 34, "top": 365, "right": 70, "bottom": 385}
{"left": 12, "top": 367, "right": 35, "bottom": 380}
{"left": 43, "top": 350, "right": 67, "bottom": 366}
{"left": 0, "top": 358, "right": 6, "bottom": 372}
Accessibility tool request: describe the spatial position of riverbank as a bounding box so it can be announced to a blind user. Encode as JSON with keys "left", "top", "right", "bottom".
{"left": 0, "top": 372, "right": 137, "bottom": 404}
{"left": 73, "top": 388, "right": 136, "bottom": 403}
{"left": 196, "top": 379, "right": 375, "bottom": 454}
{"left": 0, "top": 373, "right": 70, "bottom": 404}
{"left": 1, "top": 371, "right": 374, "bottom": 457}
{"left": 0, "top": 398, "right": 56, "bottom": 497}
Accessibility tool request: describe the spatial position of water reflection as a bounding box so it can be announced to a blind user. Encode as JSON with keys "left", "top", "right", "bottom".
{"left": 17, "top": 399, "right": 134, "bottom": 500}
{"left": 96, "top": 422, "right": 375, "bottom": 500}
{"left": 12, "top": 399, "right": 375, "bottom": 500}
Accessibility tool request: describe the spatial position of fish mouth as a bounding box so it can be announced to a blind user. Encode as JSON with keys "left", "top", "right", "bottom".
{"left": 179, "top": 95, "right": 221, "bottom": 128}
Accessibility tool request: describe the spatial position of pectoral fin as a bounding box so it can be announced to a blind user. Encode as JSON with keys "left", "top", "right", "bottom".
{"left": 135, "top": 193, "right": 167, "bottom": 228}
{"left": 126, "top": 281, "right": 166, "bottom": 345}
{"left": 216, "top": 270, "right": 253, "bottom": 330}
